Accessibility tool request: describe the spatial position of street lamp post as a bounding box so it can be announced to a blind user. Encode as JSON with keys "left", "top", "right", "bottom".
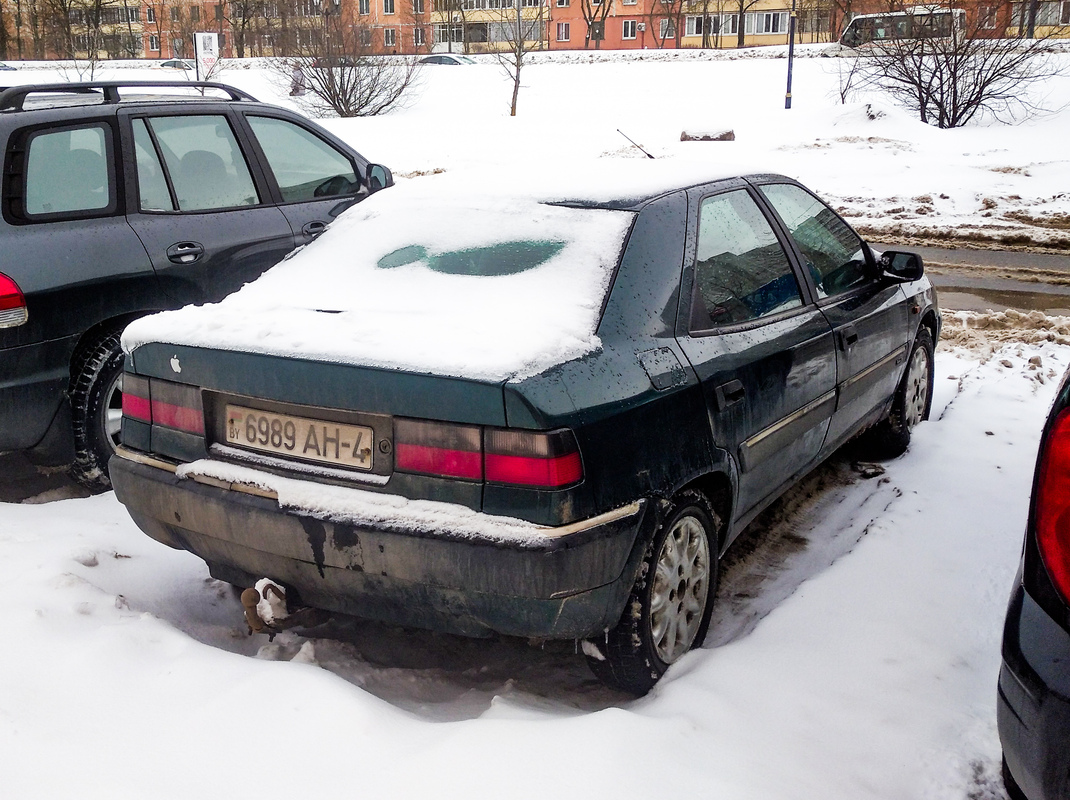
{"left": 784, "top": 0, "right": 797, "bottom": 109}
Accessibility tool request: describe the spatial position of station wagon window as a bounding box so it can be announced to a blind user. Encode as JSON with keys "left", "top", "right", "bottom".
{"left": 759, "top": 183, "right": 869, "bottom": 299}
{"left": 247, "top": 116, "right": 360, "bottom": 203}
{"left": 24, "top": 124, "right": 113, "bottom": 218}
{"left": 132, "top": 119, "right": 173, "bottom": 211}
{"left": 140, "top": 115, "right": 259, "bottom": 212}
{"left": 692, "top": 189, "right": 802, "bottom": 329}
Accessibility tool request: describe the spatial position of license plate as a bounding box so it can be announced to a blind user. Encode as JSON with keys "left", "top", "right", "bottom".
{"left": 224, "top": 404, "right": 374, "bottom": 470}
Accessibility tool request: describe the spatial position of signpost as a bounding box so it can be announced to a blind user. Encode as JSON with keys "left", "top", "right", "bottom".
{"left": 194, "top": 32, "right": 219, "bottom": 82}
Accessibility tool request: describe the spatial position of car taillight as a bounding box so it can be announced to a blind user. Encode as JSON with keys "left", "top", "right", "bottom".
{"left": 0, "top": 273, "right": 28, "bottom": 329}
{"left": 395, "top": 418, "right": 482, "bottom": 480}
{"left": 121, "top": 374, "right": 152, "bottom": 423}
{"left": 120, "top": 374, "right": 204, "bottom": 435}
{"left": 1036, "top": 407, "right": 1070, "bottom": 604}
{"left": 485, "top": 428, "right": 583, "bottom": 488}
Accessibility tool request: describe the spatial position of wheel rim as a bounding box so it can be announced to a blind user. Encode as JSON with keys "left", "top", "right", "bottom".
{"left": 103, "top": 372, "right": 123, "bottom": 450}
{"left": 903, "top": 346, "right": 930, "bottom": 429}
{"left": 649, "top": 514, "right": 711, "bottom": 665}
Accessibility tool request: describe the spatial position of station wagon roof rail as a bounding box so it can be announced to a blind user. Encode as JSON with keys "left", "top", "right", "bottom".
{"left": 0, "top": 81, "right": 258, "bottom": 112}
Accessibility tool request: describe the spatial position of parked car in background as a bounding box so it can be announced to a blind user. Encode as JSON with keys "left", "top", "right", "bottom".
{"left": 999, "top": 366, "right": 1070, "bottom": 800}
{"left": 157, "top": 59, "right": 195, "bottom": 71}
{"left": 0, "top": 80, "right": 392, "bottom": 491}
{"left": 111, "top": 166, "right": 938, "bottom": 694}
{"left": 419, "top": 54, "right": 477, "bottom": 65}
{"left": 0, "top": 62, "right": 17, "bottom": 71}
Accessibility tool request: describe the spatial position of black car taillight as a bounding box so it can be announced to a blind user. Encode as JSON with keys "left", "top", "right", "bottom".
{"left": 0, "top": 273, "right": 28, "bottom": 329}
{"left": 120, "top": 374, "right": 204, "bottom": 435}
{"left": 394, "top": 418, "right": 482, "bottom": 480}
{"left": 485, "top": 428, "right": 583, "bottom": 488}
{"left": 1036, "top": 407, "right": 1070, "bottom": 604}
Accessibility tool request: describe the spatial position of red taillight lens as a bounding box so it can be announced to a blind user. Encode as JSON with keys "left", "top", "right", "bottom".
{"left": 150, "top": 379, "right": 204, "bottom": 435}
{"left": 0, "top": 273, "right": 28, "bottom": 328}
{"left": 1036, "top": 407, "right": 1070, "bottom": 603}
{"left": 121, "top": 374, "right": 152, "bottom": 423}
{"left": 485, "top": 428, "right": 583, "bottom": 488}
{"left": 395, "top": 419, "right": 482, "bottom": 480}
{"left": 121, "top": 375, "right": 203, "bottom": 435}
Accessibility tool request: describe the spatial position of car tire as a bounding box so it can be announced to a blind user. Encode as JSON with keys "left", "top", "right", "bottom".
{"left": 585, "top": 489, "right": 719, "bottom": 695}
{"left": 68, "top": 330, "right": 125, "bottom": 492}
{"left": 857, "top": 326, "right": 935, "bottom": 460}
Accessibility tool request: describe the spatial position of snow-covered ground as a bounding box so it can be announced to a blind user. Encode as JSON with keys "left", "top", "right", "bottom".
{"left": 3, "top": 53, "right": 1070, "bottom": 798}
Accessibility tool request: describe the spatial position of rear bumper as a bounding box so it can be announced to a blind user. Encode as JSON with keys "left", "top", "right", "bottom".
{"left": 998, "top": 583, "right": 1070, "bottom": 800}
{"left": 110, "top": 450, "right": 651, "bottom": 639}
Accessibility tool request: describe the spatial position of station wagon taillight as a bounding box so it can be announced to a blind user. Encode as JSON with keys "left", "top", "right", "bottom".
{"left": 120, "top": 374, "right": 204, "bottom": 435}
{"left": 1036, "top": 408, "right": 1070, "bottom": 604}
{"left": 393, "top": 418, "right": 583, "bottom": 489}
{"left": 0, "top": 273, "right": 28, "bottom": 329}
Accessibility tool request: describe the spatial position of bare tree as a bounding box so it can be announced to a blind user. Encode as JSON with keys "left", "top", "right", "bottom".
{"left": 858, "top": 8, "right": 1068, "bottom": 128}
{"left": 495, "top": 0, "right": 541, "bottom": 115}
{"left": 276, "top": 12, "right": 418, "bottom": 117}
{"left": 579, "top": 0, "right": 610, "bottom": 49}
{"left": 0, "top": 1, "right": 11, "bottom": 58}
{"left": 730, "top": 0, "right": 762, "bottom": 47}
{"left": 647, "top": 0, "right": 683, "bottom": 48}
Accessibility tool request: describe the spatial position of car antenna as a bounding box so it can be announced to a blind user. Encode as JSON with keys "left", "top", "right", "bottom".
{"left": 617, "top": 129, "right": 655, "bottom": 159}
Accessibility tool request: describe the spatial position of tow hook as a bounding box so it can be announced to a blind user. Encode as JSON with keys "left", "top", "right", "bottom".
{"left": 240, "top": 579, "right": 329, "bottom": 640}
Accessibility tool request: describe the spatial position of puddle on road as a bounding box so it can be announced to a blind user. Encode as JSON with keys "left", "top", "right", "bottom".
{"left": 939, "top": 287, "right": 1070, "bottom": 316}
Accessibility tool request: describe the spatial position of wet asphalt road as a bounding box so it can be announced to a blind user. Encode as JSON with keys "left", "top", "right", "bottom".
{"left": 3, "top": 245, "right": 1069, "bottom": 503}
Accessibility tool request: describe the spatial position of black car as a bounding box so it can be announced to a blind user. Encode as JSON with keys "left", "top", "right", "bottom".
{"left": 999, "top": 367, "right": 1070, "bottom": 800}
{"left": 111, "top": 168, "right": 939, "bottom": 694}
{"left": 0, "top": 81, "right": 392, "bottom": 490}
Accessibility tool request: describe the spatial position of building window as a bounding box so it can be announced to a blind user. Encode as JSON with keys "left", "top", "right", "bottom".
{"left": 360, "top": 27, "right": 373, "bottom": 45}
{"left": 384, "top": 0, "right": 395, "bottom": 13}
{"left": 215, "top": 3, "right": 223, "bottom": 20}
{"left": 686, "top": 15, "right": 718, "bottom": 35}
{"left": 556, "top": 0, "right": 568, "bottom": 5}
{"left": 414, "top": 27, "right": 426, "bottom": 45}
{"left": 170, "top": 7, "right": 179, "bottom": 21}
{"left": 622, "top": 19, "right": 637, "bottom": 38}
{"left": 413, "top": 0, "right": 425, "bottom": 11}
{"left": 719, "top": 13, "right": 738, "bottom": 34}
{"left": 190, "top": 5, "right": 200, "bottom": 21}
{"left": 149, "top": 34, "right": 160, "bottom": 51}
{"left": 622, "top": 0, "right": 637, "bottom": 4}
{"left": 359, "top": 0, "right": 369, "bottom": 13}
{"left": 659, "top": 18, "right": 675, "bottom": 38}
{"left": 147, "top": 6, "right": 156, "bottom": 22}
{"left": 556, "top": 21, "right": 569, "bottom": 40}
{"left": 384, "top": 28, "right": 397, "bottom": 46}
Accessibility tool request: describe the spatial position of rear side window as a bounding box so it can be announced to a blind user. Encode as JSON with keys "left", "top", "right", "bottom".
{"left": 759, "top": 183, "right": 869, "bottom": 299}
{"left": 247, "top": 116, "right": 360, "bottom": 203}
{"left": 138, "top": 115, "right": 259, "bottom": 212}
{"left": 691, "top": 189, "right": 803, "bottom": 330}
{"left": 24, "top": 124, "right": 114, "bottom": 218}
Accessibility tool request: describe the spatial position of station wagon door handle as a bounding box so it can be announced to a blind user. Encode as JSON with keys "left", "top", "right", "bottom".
{"left": 166, "top": 242, "right": 205, "bottom": 264}
{"left": 714, "top": 379, "right": 746, "bottom": 411}
{"left": 839, "top": 325, "right": 859, "bottom": 350}
{"left": 302, "top": 221, "right": 328, "bottom": 238}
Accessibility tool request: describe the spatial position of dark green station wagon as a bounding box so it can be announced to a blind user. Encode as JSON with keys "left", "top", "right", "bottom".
{"left": 111, "top": 166, "right": 939, "bottom": 694}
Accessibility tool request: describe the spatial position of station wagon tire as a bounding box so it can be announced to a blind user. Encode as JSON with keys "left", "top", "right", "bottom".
{"left": 68, "top": 331, "right": 125, "bottom": 492}
{"left": 858, "top": 326, "right": 935, "bottom": 460}
{"left": 585, "top": 489, "right": 719, "bottom": 696}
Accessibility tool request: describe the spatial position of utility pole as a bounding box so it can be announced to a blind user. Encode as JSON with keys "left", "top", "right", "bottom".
{"left": 784, "top": 0, "right": 796, "bottom": 108}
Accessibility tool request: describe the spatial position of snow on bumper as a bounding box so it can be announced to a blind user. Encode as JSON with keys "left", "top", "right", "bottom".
{"left": 110, "top": 448, "right": 650, "bottom": 639}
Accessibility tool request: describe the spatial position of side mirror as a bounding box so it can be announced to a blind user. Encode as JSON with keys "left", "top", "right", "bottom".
{"left": 366, "top": 163, "right": 394, "bottom": 192}
{"left": 879, "top": 250, "right": 924, "bottom": 282}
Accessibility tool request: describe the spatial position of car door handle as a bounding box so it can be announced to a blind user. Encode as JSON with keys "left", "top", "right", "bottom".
{"left": 166, "top": 242, "right": 204, "bottom": 264}
{"left": 714, "top": 379, "right": 745, "bottom": 412}
{"left": 302, "top": 221, "right": 328, "bottom": 238}
{"left": 839, "top": 325, "right": 859, "bottom": 350}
